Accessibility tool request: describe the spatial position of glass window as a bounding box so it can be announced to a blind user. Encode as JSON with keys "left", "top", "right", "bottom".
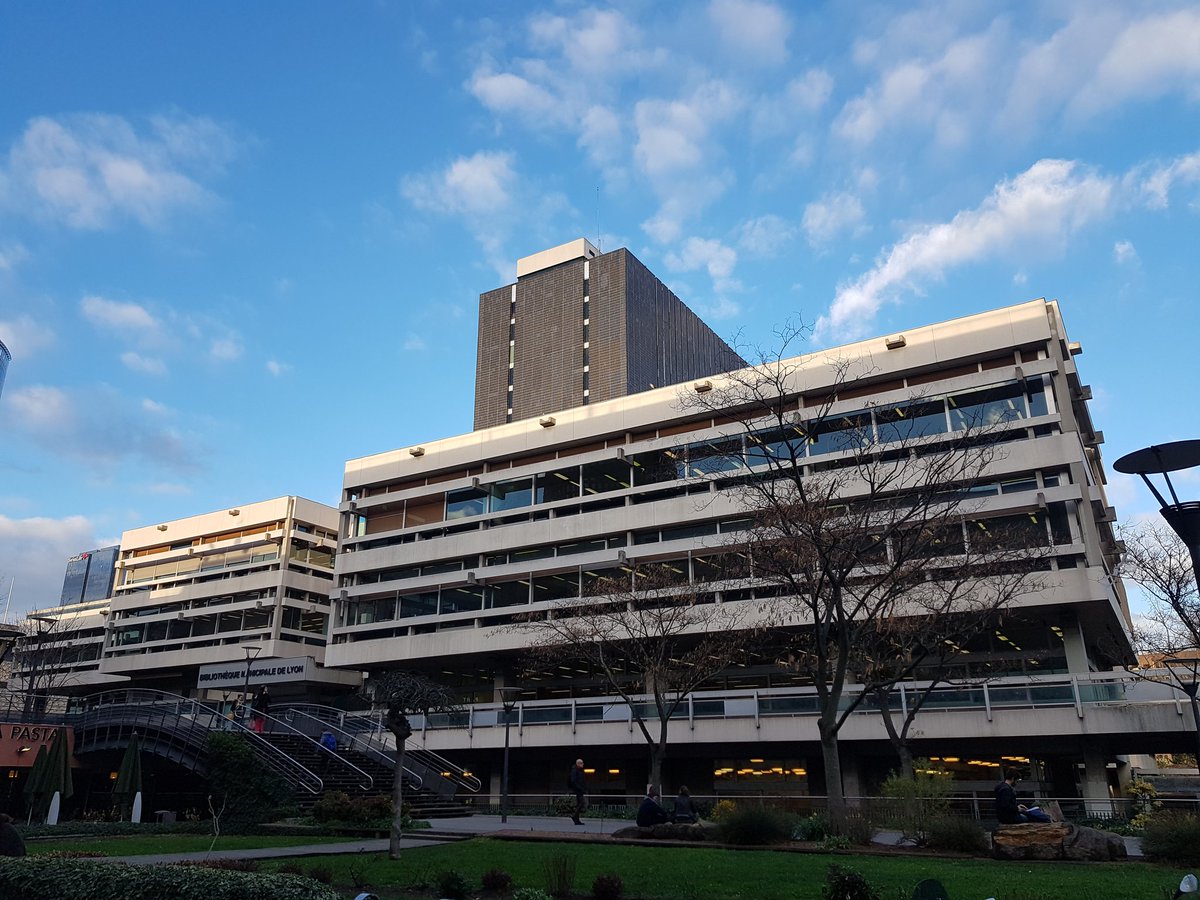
{"left": 687, "top": 439, "right": 744, "bottom": 476}
{"left": 746, "top": 427, "right": 805, "bottom": 468}
{"left": 803, "top": 411, "right": 872, "bottom": 455}
{"left": 399, "top": 591, "right": 438, "bottom": 618}
{"left": 487, "top": 580, "right": 530, "bottom": 608}
{"left": 536, "top": 467, "right": 581, "bottom": 503}
{"left": 446, "top": 487, "right": 487, "bottom": 520}
{"left": 218, "top": 611, "right": 242, "bottom": 633}
{"left": 1026, "top": 376, "right": 1049, "bottom": 417}
{"left": 660, "top": 522, "right": 718, "bottom": 542}
{"left": 582, "top": 459, "right": 633, "bottom": 494}
{"left": 489, "top": 478, "right": 533, "bottom": 513}
{"left": 441, "top": 586, "right": 484, "bottom": 614}
{"left": 948, "top": 382, "right": 1026, "bottom": 430}
{"left": 875, "top": 401, "right": 948, "bottom": 443}
{"left": 281, "top": 607, "right": 302, "bottom": 630}
{"left": 581, "top": 566, "right": 626, "bottom": 596}
{"left": 971, "top": 513, "right": 1046, "bottom": 550}
{"left": 243, "top": 608, "right": 271, "bottom": 630}
{"left": 1047, "top": 501, "right": 1073, "bottom": 545}
{"left": 145, "top": 621, "right": 168, "bottom": 642}
{"left": 630, "top": 449, "right": 684, "bottom": 485}
{"left": 532, "top": 572, "right": 579, "bottom": 602}
{"left": 301, "top": 611, "right": 326, "bottom": 635}
{"left": 557, "top": 539, "right": 606, "bottom": 556}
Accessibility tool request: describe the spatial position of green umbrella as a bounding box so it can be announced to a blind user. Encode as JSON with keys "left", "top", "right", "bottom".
{"left": 21, "top": 743, "right": 51, "bottom": 819}
{"left": 40, "top": 727, "right": 74, "bottom": 822}
{"left": 113, "top": 732, "right": 143, "bottom": 819}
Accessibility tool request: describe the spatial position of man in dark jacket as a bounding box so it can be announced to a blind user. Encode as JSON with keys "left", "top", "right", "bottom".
{"left": 994, "top": 768, "right": 1028, "bottom": 824}
{"left": 567, "top": 758, "right": 587, "bottom": 825}
{"left": 637, "top": 786, "right": 671, "bottom": 827}
{"left": 0, "top": 813, "right": 26, "bottom": 857}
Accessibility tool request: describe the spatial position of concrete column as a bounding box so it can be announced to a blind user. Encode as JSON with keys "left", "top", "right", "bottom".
{"left": 1082, "top": 750, "right": 1110, "bottom": 815}
{"left": 1060, "top": 616, "right": 1091, "bottom": 675}
{"left": 841, "top": 755, "right": 864, "bottom": 808}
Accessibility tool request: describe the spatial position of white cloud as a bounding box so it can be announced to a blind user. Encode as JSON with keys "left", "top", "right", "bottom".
{"left": 403, "top": 151, "right": 516, "bottom": 217}
{"left": 265, "top": 359, "right": 291, "bottom": 377}
{"left": 209, "top": 336, "right": 243, "bottom": 362}
{"left": 0, "top": 314, "right": 55, "bottom": 357}
{"left": 665, "top": 236, "right": 740, "bottom": 293}
{"left": 468, "top": 70, "right": 561, "bottom": 123}
{"left": 818, "top": 158, "right": 1115, "bottom": 340}
{"left": 0, "top": 242, "right": 29, "bottom": 272}
{"left": 120, "top": 351, "right": 167, "bottom": 375}
{"left": 80, "top": 295, "right": 162, "bottom": 339}
{"left": 737, "top": 215, "right": 799, "bottom": 259}
{"left": 1132, "top": 151, "right": 1200, "bottom": 210}
{"left": 0, "top": 513, "right": 97, "bottom": 617}
{"left": 0, "top": 112, "right": 238, "bottom": 230}
{"left": 708, "top": 0, "right": 792, "bottom": 66}
{"left": 802, "top": 191, "right": 867, "bottom": 245}
{"left": 6, "top": 383, "right": 204, "bottom": 473}
{"left": 530, "top": 8, "right": 645, "bottom": 76}
{"left": 1113, "top": 240, "right": 1138, "bottom": 265}
{"left": 141, "top": 398, "right": 169, "bottom": 415}
{"left": 402, "top": 334, "right": 427, "bottom": 352}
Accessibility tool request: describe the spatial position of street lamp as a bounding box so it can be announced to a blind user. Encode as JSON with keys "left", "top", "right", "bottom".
{"left": 240, "top": 645, "right": 262, "bottom": 719}
{"left": 498, "top": 686, "right": 521, "bottom": 824}
{"left": 1114, "top": 439, "right": 1200, "bottom": 765}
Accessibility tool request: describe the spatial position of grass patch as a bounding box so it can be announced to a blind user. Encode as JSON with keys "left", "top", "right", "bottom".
{"left": 259, "top": 838, "right": 1188, "bottom": 900}
{"left": 28, "top": 834, "right": 362, "bottom": 857}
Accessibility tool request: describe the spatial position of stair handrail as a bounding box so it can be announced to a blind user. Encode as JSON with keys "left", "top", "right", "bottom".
{"left": 280, "top": 703, "right": 481, "bottom": 794}
{"left": 242, "top": 706, "right": 376, "bottom": 793}
{"left": 69, "top": 688, "right": 325, "bottom": 795}
{"left": 277, "top": 704, "right": 423, "bottom": 790}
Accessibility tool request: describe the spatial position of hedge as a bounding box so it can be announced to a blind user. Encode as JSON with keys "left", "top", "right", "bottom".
{"left": 0, "top": 857, "right": 339, "bottom": 900}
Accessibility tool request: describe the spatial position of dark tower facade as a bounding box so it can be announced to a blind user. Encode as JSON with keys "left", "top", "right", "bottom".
{"left": 474, "top": 239, "right": 745, "bottom": 430}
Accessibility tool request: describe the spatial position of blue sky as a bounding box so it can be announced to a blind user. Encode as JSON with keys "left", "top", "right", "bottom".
{"left": 1, "top": 1, "right": 1198, "bottom": 620}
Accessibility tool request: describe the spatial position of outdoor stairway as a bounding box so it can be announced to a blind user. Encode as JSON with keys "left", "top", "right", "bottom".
{"left": 258, "top": 732, "right": 473, "bottom": 818}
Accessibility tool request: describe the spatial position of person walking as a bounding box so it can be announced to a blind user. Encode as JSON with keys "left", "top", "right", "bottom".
{"left": 567, "top": 758, "right": 588, "bottom": 825}
{"left": 252, "top": 686, "right": 271, "bottom": 734}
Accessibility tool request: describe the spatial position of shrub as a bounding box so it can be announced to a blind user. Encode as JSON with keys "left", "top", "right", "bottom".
{"left": 206, "top": 732, "right": 290, "bottom": 824}
{"left": 437, "top": 869, "right": 471, "bottom": 899}
{"left": 592, "top": 872, "right": 624, "bottom": 900}
{"left": 709, "top": 799, "right": 737, "bottom": 823}
{"left": 306, "top": 866, "right": 333, "bottom": 885}
{"left": 819, "top": 834, "right": 851, "bottom": 851}
{"left": 482, "top": 867, "right": 515, "bottom": 893}
{"left": 175, "top": 859, "right": 260, "bottom": 872}
{"left": 925, "top": 815, "right": 988, "bottom": 853}
{"left": 879, "top": 762, "right": 952, "bottom": 846}
{"left": 1140, "top": 812, "right": 1200, "bottom": 865}
{"left": 0, "top": 856, "right": 338, "bottom": 900}
{"left": 821, "top": 863, "right": 880, "bottom": 900}
{"left": 716, "top": 804, "right": 793, "bottom": 845}
{"left": 513, "top": 889, "right": 553, "bottom": 900}
{"left": 544, "top": 854, "right": 576, "bottom": 898}
{"left": 792, "top": 813, "right": 832, "bottom": 841}
{"left": 311, "top": 791, "right": 393, "bottom": 826}
{"left": 844, "top": 812, "right": 876, "bottom": 847}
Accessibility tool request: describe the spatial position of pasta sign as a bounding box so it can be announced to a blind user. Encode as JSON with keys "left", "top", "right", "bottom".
{"left": 196, "top": 656, "right": 312, "bottom": 690}
{"left": 1, "top": 723, "right": 75, "bottom": 768}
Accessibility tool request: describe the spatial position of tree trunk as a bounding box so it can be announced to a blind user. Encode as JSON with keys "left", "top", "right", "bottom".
{"left": 387, "top": 718, "right": 412, "bottom": 861}
{"left": 876, "top": 691, "right": 915, "bottom": 779}
{"left": 819, "top": 724, "right": 846, "bottom": 831}
{"left": 649, "top": 744, "right": 664, "bottom": 795}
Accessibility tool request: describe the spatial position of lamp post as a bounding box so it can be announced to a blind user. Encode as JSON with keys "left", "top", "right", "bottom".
{"left": 499, "top": 686, "right": 521, "bottom": 824}
{"left": 240, "top": 645, "right": 262, "bottom": 720}
{"left": 1114, "top": 439, "right": 1200, "bottom": 766}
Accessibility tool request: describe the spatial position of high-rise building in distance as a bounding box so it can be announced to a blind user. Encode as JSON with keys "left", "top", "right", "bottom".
{"left": 474, "top": 239, "right": 745, "bottom": 430}
{"left": 59, "top": 546, "right": 119, "bottom": 606}
{"left": 0, "top": 338, "right": 10, "bottom": 399}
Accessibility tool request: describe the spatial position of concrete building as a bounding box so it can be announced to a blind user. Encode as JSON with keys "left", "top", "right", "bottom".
{"left": 13, "top": 496, "right": 357, "bottom": 705}
{"left": 327, "top": 297, "right": 1161, "bottom": 804}
{"left": 474, "top": 238, "right": 744, "bottom": 429}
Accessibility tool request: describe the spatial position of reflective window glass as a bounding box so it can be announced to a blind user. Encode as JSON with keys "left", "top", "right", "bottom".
{"left": 1026, "top": 377, "right": 1049, "bottom": 417}
{"left": 687, "top": 439, "right": 744, "bottom": 476}
{"left": 582, "top": 459, "right": 633, "bottom": 494}
{"left": 532, "top": 572, "right": 579, "bottom": 602}
{"left": 441, "top": 586, "right": 484, "bottom": 614}
{"left": 630, "top": 449, "right": 684, "bottom": 485}
{"left": 489, "top": 478, "right": 533, "bottom": 513}
{"left": 446, "top": 487, "right": 487, "bottom": 520}
{"left": 876, "top": 401, "right": 948, "bottom": 443}
{"left": 746, "top": 427, "right": 805, "bottom": 468}
{"left": 803, "top": 412, "right": 872, "bottom": 455}
{"left": 948, "top": 382, "right": 1026, "bottom": 430}
{"left": 399, "top": 591, "right": 438, "bottom": 618}
{"left": 488, "top": 580, "right": 530, "bottom": 608}
{"left": 536, "top": 467, "right": 581, "bottom": 503}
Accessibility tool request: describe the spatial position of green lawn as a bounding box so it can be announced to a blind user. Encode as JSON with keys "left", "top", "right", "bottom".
{"left": 257, "top": 838, "right": 1191, "bottom": 900}
{"left": 28, "top": 833, "right": 361, "bottom": 857}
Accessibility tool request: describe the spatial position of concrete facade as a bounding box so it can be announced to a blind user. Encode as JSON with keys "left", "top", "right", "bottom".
{"left": 474, "top": 240, "right": 744, "bottom": 429}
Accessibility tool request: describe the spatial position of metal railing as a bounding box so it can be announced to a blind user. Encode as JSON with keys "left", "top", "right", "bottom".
{"left": 409, "top": 670, "right": 1195, "bottom": 735}
{"left": 70, "top": 689, "right": 324, "bottom": 795}
{"left": 281, "top": 702, "right": 481, "bottom": 796}
{"left": 248, "top": 705, "right": 375, "bottom": 792}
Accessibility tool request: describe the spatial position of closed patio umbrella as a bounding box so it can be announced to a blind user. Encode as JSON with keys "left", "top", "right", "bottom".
{"left": 41, "top": 727, "right": 74, "bottom": 824}
{"left": 21, "top": 744, "right": 50, "bottom": 823}
{"left": 113, "top": 732, "right": 144, "bottom": 822}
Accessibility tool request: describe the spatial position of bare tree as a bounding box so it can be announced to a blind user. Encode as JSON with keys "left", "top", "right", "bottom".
{"left": 516, "top": 563, "right": 753, "bottom": 791}
{"left": 2, "top": 613, "right": 91, "bottom": 718}
{"left": 683, "top": 325, "right": 1055, "bottom": 825}
{"left": 367, "top": 671, "right": 458, "bottom": 860}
